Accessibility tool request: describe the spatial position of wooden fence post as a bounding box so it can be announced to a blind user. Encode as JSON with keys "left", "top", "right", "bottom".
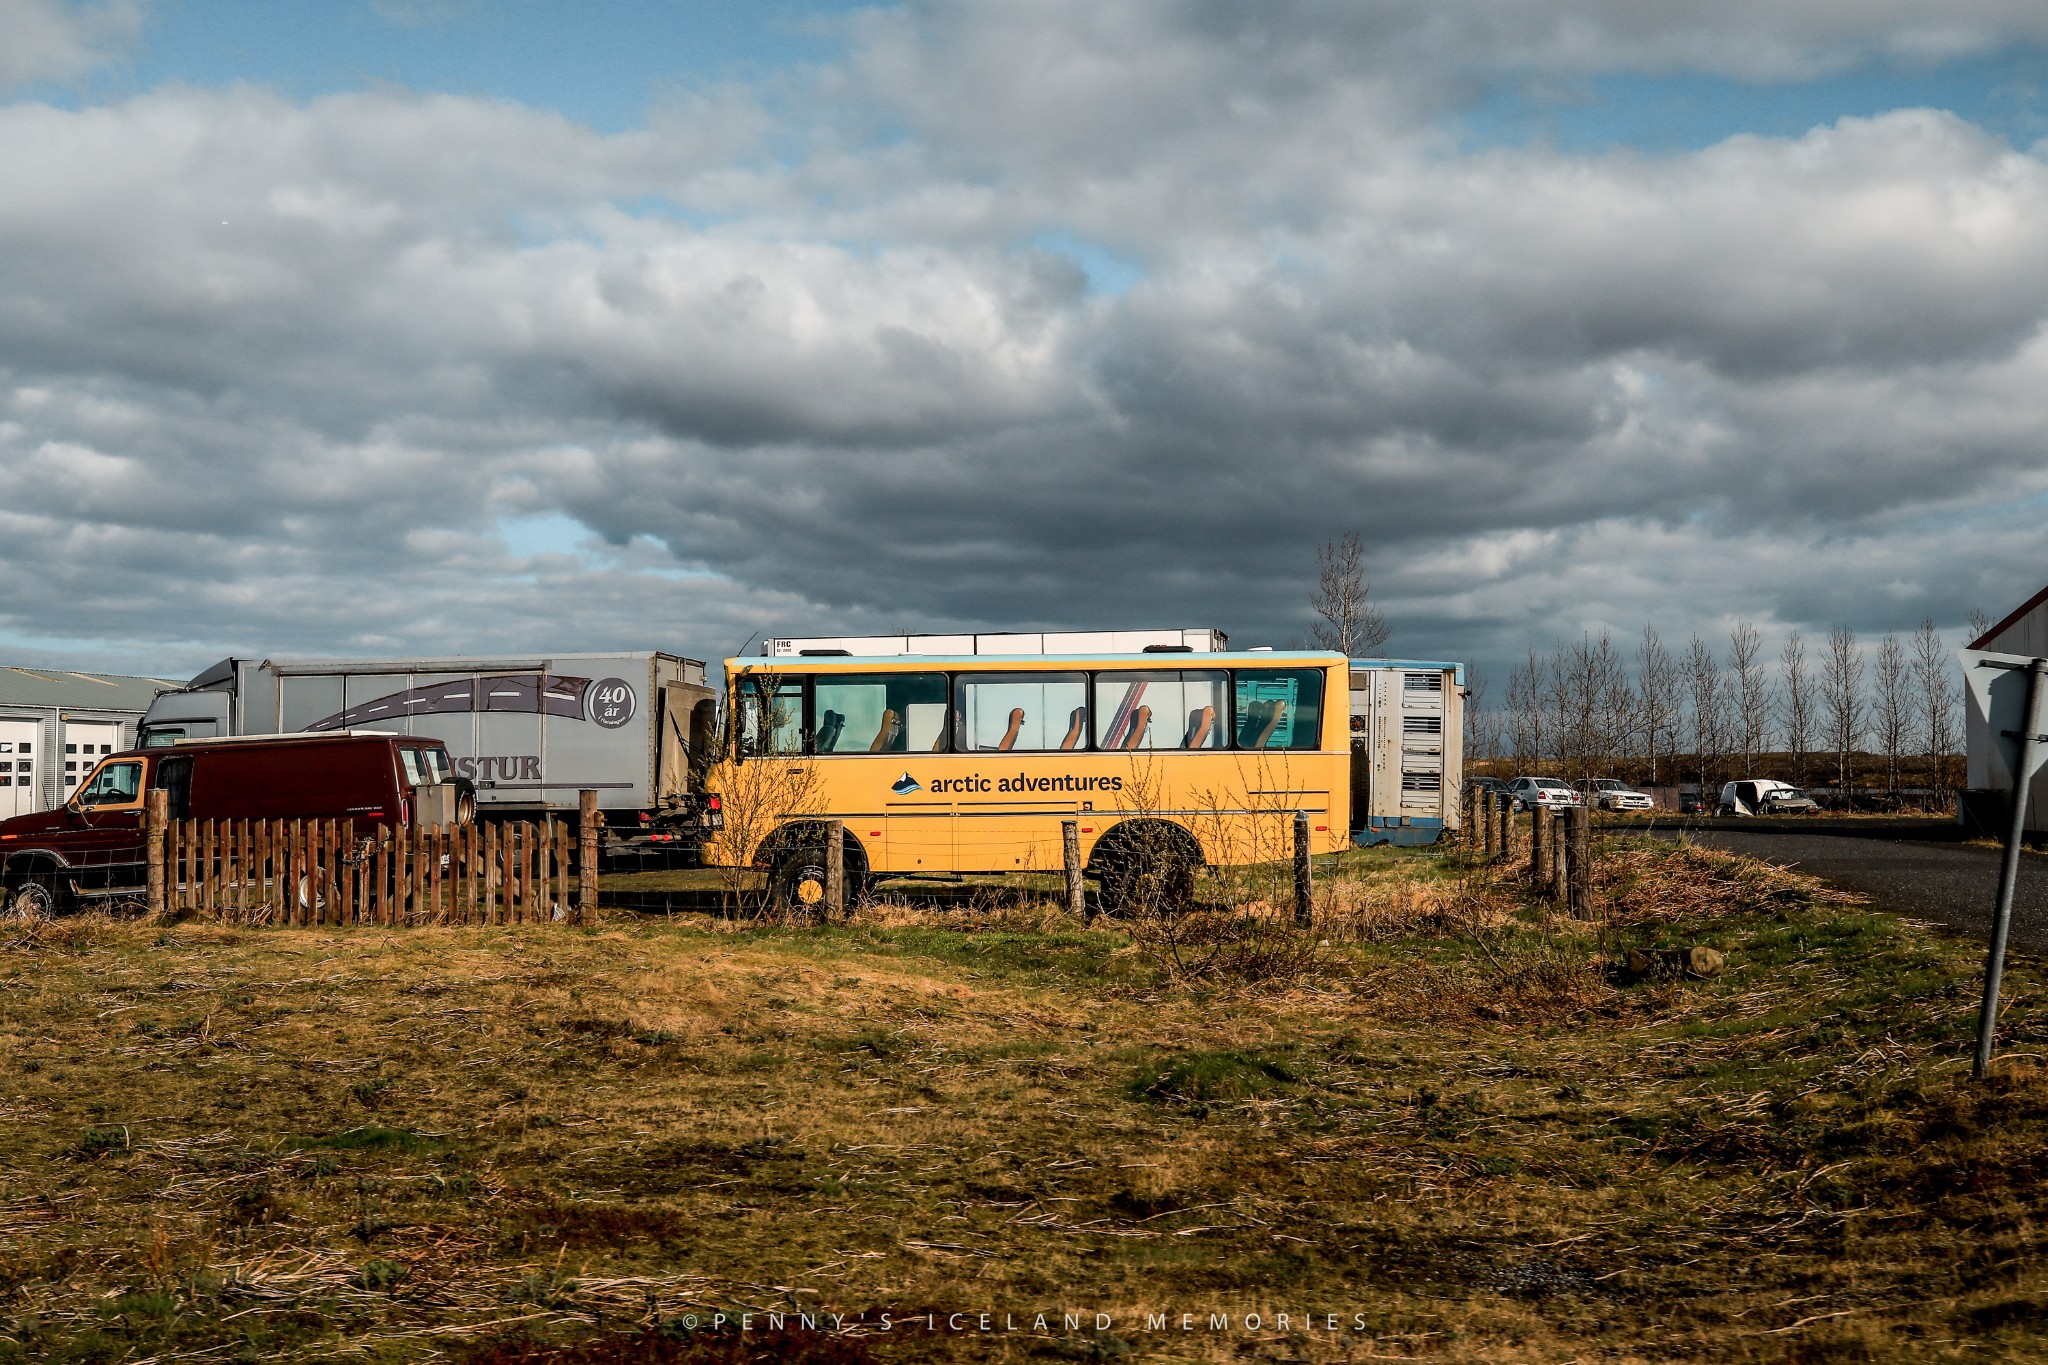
{"left": 1063, "top": 819, "right": 1087, "bottom": 922}
{"left": 1530, "top": 804, "right": 1548, "bottom": 892}
{"left": 1293, "top": 810, "right": 1313, "bottom": 929}
{"left": 145, "top": 790, "right": 168, "bottom": 917}
{"left": 1564, "top": 807, "right": 1592, "bottom": 917}
{"left": 825, "top": 817, "right": 845, "bottom": 919}
{"left": 578, "top": 791, "right": 601, "bottom": 926}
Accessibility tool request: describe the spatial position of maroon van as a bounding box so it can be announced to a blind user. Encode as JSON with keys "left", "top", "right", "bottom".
{"left": 0, "top": 731, "right": 461, "bottom": 916}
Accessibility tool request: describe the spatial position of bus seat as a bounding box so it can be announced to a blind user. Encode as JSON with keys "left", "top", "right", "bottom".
{"left": 997, "top": 708, "right": 1025, "bottom": 751}
{"left": 1235, "top": 700, "right": 1267, "bottom": 747}
{"left": 816, "top": 710, "right": 845, "bottom": 752}
{"left": 1182, "top": 705, "right": 1215, "bottom": 748}
{"left": 1059, "top": 707, "right": 1086, "bottom": 750}
{"left": 1252, "top": 700, "right": 1288, "bottom": 748}
{"left": 868, "top": 709, "right": 901, "bottom": 752}
{"left": 1123, "top": 705, "right": 1152, "bottom": 750}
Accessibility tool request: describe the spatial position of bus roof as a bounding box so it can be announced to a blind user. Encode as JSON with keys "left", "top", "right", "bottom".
{"left": 726, "top": 650, "right": 1394, "bottom": 671}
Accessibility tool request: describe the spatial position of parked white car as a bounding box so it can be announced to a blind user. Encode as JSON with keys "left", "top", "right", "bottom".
{"left": 1586, "top": 779, "right": 1654, "bottom": 812}
{"left": 1717, "top": 779, "right": 1820, "bottom": 816}
{"left": 1509, "top": 776, "right": 1584, "bottom": 810}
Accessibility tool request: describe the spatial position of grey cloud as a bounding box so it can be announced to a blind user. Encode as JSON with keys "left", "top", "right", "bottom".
{"left": 4, "top": 9, "right": 2048, "bottom": 687}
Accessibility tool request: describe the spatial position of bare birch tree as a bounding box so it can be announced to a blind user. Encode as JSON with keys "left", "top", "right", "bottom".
{"left": 1779, "top": 630, "right": 1814, "bottom": 787}
{"left": 1966, "top": 608, "right": 1994, "bottom": 643}
{"left": 1821, "top": 623, "right": 1866, "bottom": 803}
{"left": 1309, "top": 533, "right": 1391, "bottom": 657}
{"left": 1635, "top": 625, "right": 1681, "bottom": 786}
{"left": 1550, "top": 634, "right": 1632, "bottom": 786}
{"left": 1910, "top": 618, "right": 1956, "bottom": 806}
{"left": 1507, "top": 651, "right": 1546, "bottom": 770}
{"left": 1729, "top": 622, "right": 1770, "bottom": 777}
{"left": 1873, "top": 633, "right": 1909, "bottom": 799}
{"left": 1465, "top": 672, "right": 1502, "bottom": 768}
{"left": 1685, "top": 636, "right": 1727, "bottom": 795}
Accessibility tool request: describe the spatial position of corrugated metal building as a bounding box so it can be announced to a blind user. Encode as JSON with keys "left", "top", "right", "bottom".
{"left": 0, "top": 667, "right": 179, "bottom": 818}
{"left": 1965, "top": 587, "right": 2048, "bottom": 837}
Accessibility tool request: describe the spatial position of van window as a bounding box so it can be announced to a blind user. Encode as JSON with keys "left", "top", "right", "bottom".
{"left": 399, "top": 747, "right": 428, "bottom": 786}
{"left": 77, "top": 760, "right": 144, "bottom": 806}
{"left": 957, "top": 673, "right": 1089, "bottom": 752}
{"left": 1093, "top": 671, "right": 1229, "bottom": 750}
{"left": 1233, "top": 669, "right": 1326, "bottom": 750}
{"left": 150, "top": 756, "right": 193, "bottom": 819}
{"left": 814, "top": 672, "right": 948, "bottom": 753}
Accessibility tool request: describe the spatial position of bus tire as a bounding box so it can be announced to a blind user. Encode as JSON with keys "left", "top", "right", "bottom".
{"left": 761, "top": 823, "right": 869, "bottom": 920}
{"left": 1088, "top": 820, "right": 1201, "bottom": 918}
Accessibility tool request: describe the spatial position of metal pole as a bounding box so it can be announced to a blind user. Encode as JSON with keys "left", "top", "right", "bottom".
{"left": 1975, "top": 657, "right": 2048, "bottom": 1080}
{"left": 1063, "top": 819, "right": 1087, "bottom": 922}
{"left": 825, "top": 818, "right": 845, "bottom": 919}
{"left": 1293, "top": 811, "right": 1313, "bottom": 929}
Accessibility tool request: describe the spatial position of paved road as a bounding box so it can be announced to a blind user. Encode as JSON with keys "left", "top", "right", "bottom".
{"left": 1682, "top": 829, "right": 2048, "bottom": 954}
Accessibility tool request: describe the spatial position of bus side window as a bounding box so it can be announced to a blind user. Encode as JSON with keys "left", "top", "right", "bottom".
{"left": 813, "top": 673, "right": 947, "bottom": 755}
{"left": 1232, "top": 669, "right": 1326, "bottom": 749}
{"left": 1093, "top": 672, "right": 1228, "bottom": 749}
{"left": 957, "top": 673, "right": 1087, "bottom": 751}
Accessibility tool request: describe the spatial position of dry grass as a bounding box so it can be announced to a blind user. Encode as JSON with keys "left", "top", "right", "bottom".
{"left": 2, "top": 838, "right": 2046, "bottom": 1362}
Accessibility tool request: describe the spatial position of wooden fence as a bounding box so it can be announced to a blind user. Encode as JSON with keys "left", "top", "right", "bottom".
{"left": 144, "top": 791, "right": 602, "bottom": 927}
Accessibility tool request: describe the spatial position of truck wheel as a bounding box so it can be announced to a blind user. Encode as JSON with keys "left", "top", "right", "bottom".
{"left": 8, "top": 875, "right": 63, "bottom": 922}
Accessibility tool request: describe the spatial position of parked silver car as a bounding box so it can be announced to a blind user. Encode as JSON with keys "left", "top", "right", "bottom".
{"left": 1509, "top": 776, "right": 1584, "bottom": 810}
{"left": 1586, "top": 778, "right": 1654, "bottom": 812}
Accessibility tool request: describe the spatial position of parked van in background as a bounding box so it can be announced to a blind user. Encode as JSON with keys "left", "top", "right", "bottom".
{"left": 0, "top": 732, "right": 461, "bottom": 916}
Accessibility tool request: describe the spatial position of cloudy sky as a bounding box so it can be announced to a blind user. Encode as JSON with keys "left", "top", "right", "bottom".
{"left": 3, "top": 0, "right": 2047, "bottom": 682}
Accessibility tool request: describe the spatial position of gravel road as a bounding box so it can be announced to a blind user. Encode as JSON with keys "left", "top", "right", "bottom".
{"left": 1681, "top": 829, "right": 2048, "bottom": 954}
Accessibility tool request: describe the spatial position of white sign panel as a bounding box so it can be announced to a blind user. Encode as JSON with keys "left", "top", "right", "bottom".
{"left": 1960, "top": 648, "right": 2048, "bottom": 829}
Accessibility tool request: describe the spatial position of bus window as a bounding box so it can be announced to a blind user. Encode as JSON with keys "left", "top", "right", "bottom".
{"left": 738, "top": 678, "right": 806, "bottom": 757}
{"left": 1094, "top": 672, "right": 1230, "bottom": 750}
{"left": 956, "top": 673, "right": 1088, "bottom": 752}
{"left": 814, "top": 673, "right": 949, "bottom": 753}
{"left": 1233, "top": 669, "right": 1326, "bottom": 749}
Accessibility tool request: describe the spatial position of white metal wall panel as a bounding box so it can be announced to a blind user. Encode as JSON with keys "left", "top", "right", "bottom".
{"left": 0, "top": 719, "right": 39, "bottom": 818}
{"left": 59, "top": 720, "right": 121, "bottom": 799}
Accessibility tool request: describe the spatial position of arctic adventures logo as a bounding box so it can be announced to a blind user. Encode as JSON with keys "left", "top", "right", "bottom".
{"left": 890, "top": 771, "right": 1124, "bottom": 796}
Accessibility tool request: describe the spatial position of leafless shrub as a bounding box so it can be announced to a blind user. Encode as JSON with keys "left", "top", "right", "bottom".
{"left": 700, "top": 672, "right": 825, "bottom": 917}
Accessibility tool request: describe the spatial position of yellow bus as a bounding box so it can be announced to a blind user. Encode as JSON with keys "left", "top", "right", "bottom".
{"left": 717, "top": 650, "right": 1353, "bottom": 912}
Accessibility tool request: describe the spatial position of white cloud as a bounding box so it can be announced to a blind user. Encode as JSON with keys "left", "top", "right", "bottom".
{"left": 0, "top": 0, "right": 141, "bottom": 89}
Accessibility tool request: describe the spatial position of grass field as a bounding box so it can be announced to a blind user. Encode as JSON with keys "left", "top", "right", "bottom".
{"left": 3, "top": 838, "right": 2046, "bottom": 1363}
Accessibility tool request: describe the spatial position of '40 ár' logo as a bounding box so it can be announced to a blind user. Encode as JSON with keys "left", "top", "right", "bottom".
{"left": 891, "top": 772, "right": 922, "bottom": 795}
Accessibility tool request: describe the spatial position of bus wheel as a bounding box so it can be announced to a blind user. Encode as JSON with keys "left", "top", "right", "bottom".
{"left": 770, "top": 853, "right": 832, "bottom": 920}
{"left": 8, "top": 874, "right": 63, "bottom": 922}
{"left": 1090, "top": 823, "right": 1200, "bottom": 918}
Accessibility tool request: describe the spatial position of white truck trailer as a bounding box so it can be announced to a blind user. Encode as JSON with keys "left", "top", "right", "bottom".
{"left": 138, "top": 653, "right": 720, "bottom": 858}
